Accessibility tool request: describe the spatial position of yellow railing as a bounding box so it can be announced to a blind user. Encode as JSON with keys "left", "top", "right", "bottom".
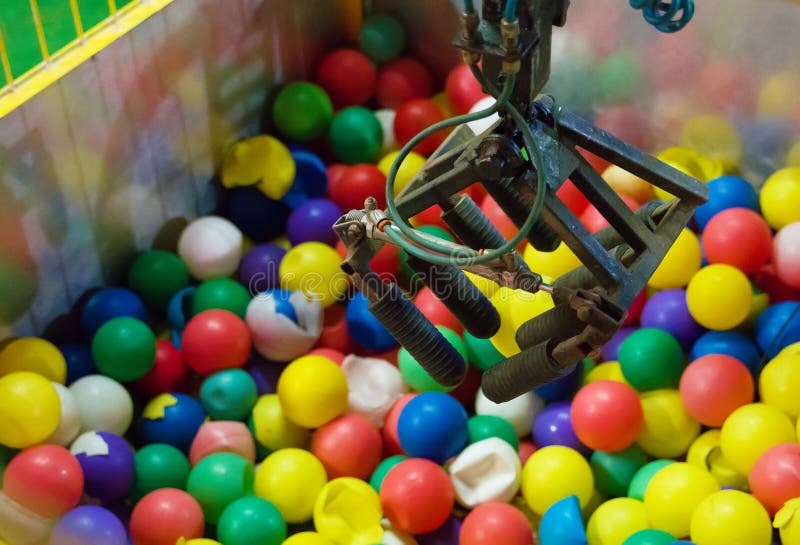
{"left": 0, "top": 0, "right": 174, "bottom": 118}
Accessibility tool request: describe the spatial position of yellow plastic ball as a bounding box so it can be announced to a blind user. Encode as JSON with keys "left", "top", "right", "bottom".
{"left": 378, "top": 151, "right": 427, "bottom": 196}
{"left": 251, "top": 394, "right": 311, "bottom": 451}
{"left": 0, "top": 337, "right": 67, "bottom": 383}
{"left": 719, "top": 403, "right": 796, "bottom": 476}
{"left": 278, "top": 355, "right": 348, "bottom": 428}
{"left": 637, "top": 389, "right": 700, "bottom": 459}
{"left": 647, "top": 228, "right": 701, "bottom": 289}
{"left": 314, "top": 478, "right": 383, "bottom": 545}
{"left": 680, "top": 115, "right": 742, "bottom": 168}
{"left": 0, "top": 371, "right": 61, "bottom": 448}
{"left": 255, "top": 448, "right": 328, "bottom": 524}
{"left": 757, "top": 71, "right": 800, "bottom": 118}
{"left": 221, "top": 135, "right": 295, "bottom": 199}
{"left": 508, "top": 288, "right": 554, "bottom": 331}
{"left": 488, "top": 287, "right": 520, "bottom": 357}
{"left": 779, "top": 341, "right": 800, "bottom": 358}
{"left": 586, "top": 498, "right": 648, "bottom": 545}
{"left": 686, "top": 264, "right": 752, "bottom": 330}
{"left": 643, "top": 462, "right": 719, "bottom": 538}
{"left": 690, "top": 490, "right": 772, "bottom": 545}
{"left": 432, "top": 92, "right": 455, "bottom": 119}
{"left": 759, "top": 167, "right": 800, "bottom": 230}
{"left": 686, "top": 430, "right": 746, "bottom": 490}
{"left": 183, "top": 540, "right": 223, "bottom": 545}
{"left": 280, "top": 242, "right": 349, "bottom": 307}
{"left": 775, "top": 498, "right": 800, "bottom": 545}
{"left": 601, "top": 165, "right": 654, "bottom": 204}
{"left": 522, "top": 445, "right": 594, "bottom": 516}
{"left": 583, "top": 361, "right": 629, "bottom": 386}
{"left": 759, "top": 353, "right": 800, "bottom": 419}
{"left": 522, "top": 241, "right": 581, "bottom": 280}
{"left": 282, "top": 532, "right": 335, "bottom": 545}
{"left": 653, "top": 148, "right": 720, "bottom": 201}
{"left": 788, "top": 140, "right": 800, "bottom": 167}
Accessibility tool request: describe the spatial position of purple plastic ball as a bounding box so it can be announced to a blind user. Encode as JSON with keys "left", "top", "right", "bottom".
{"left": 50, "top": 505, "right": 127, "bottom": 545}
{"left": 238, "top": 243, "right": 287, "bottom": 294}
{"left": 532, "top": 401, "right": 591, "bottom": 456}
{"left": 245, "top": 353, "right": 288, "bottom": 395}
{"left": 603, "top": 326, "right": 636, "bottom": 361}
{"left": 71, "top": 431, "right": 136, "bottom": 502}
{"left": 417, "top": 515, "right": 462, "bottom": 545}
{"left": 640, "top": 289, "right": 706, "bottom": 349}
{"left": 286, "top": 198, "right": 343, "bottom": 246}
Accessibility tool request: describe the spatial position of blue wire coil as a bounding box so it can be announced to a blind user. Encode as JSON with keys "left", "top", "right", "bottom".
{"left": 630, "top": 0, "right": 695, "bottom": 32}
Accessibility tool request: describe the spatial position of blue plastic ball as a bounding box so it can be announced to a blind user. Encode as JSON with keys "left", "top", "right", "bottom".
{"left": 167, "top": 286, "right": 196, "bottom": 348}
{"left": 81, "top": 287, "right": 148, "bottom": 338}
{"left": 535, "top": 361, "right": 584, "bottom": 402}
{"left": 690, "top": 330, "right": 762, "bottom": 376}
{"left": 283, "top": 150, "right": 328, "bottom": 209}
{"left": 286, "top": 198, "right": 343, "bottom": 246}
{"left": 228, "top": 186, "right": 291, "bottom": 242}
{"left": 50, "top": 505, "right": 127, "bottom": 545}
{"left": 71, "top": 431, "right": 136, "bottom": 502}
{"left": 694, "top": 175, "right": 758, "bottom": 229}
{"left": 200, "top": 369, "right": 259, "bottom": 421}
{"left": 140, "top": 393, "right": 206, "bottom": 453}
{"left": 397, "top": 391, "right": 468, "bottom": 463}
{"left": 345, "top": 291, "right": 398, "bottom": 351}
{"left": 532, "top": 401, "right": 590, "bottom": 456}
{"left": 756, "top": 301, "right": 800, "bottom": 359}
{"left": 538, "top": 495, "right": 587, "bottom": 545}
{"left": 59, "top": 343, "right": 96, "bottom": 384}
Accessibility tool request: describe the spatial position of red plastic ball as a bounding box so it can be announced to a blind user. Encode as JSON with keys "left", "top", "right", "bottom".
{"left": 518, "top": 440, "right": 537, "bottom": 464}
{"left": 315, "top": 303, "right": 358, "bottom": 355}
{"left": 622, "top": 288, "right": 647, "bottom": 327}
{"left": 594, "top": 105, "right": 652, "bottom": 151}
{"left": 308, "top": 347, "right": 346, "bottom": 365}
{"left": 328, "top": 164, "right": 386, "bottom": 212}
{"left": 557, "top": 179, "right": 590, "bottom": 217}
{"left": 135, "top": 340, "right": 188, "bottom": 397}
{"left": 580, "top": 194, "right": 639, "bottom": 234}
{"left": 749, "top": 443, "right": 800, "bottom": 516}
{"left": 336, "top": 238, "right": 399, "bottom": 281}
{"left": 699, "top": 60, "right": 756, "bottom": 114}
{"left": 571, "top": 380, "right": 644, "bottom": 452}
{"left": 311, "top": 413, "right": 383, "bottom": 480}
{"left": 380, "top": 458, "right": 455, "bottom": 534}
{"left": 383, "top": 393, "right": 416, "bottom": 455}
{"left": 394, "top": 99, "right": 448, "bottom": 156}
{"left": 753, "top": 263, "right": 800, "bottom": 303}
{"left": 679, "top": 354, "right": 754, "bottom": 427}
{"left": 462, "top": 184, "right": 488, "bottom": 207}
{"left": 480, "top": 194, "right": 522, "bottom": 250}
{"left": 460, "top": 502, "right": 533, "bottom": 545}
{"left": 414, "top": 286, "right": 462, "bottom": 334}
{"left": 327, "top": 163, "right": 349, "bottom": 190}
{"left": 445, "top": 63, "right": 488, "bottom": 115}
{"left": 702, "top": 207, "right": 773, "bottom": 276}
{"left": 181, "top": 309, "right": 252, "bottom": 375}
{"left": 315, "top": 49, "right": 377, "bottom": 108}
{"left": 578, "top": 148, "right": 611, "bottom": 174}
{"left": 2, "top": 445, "right": 83, "bottom": 518}
{"left": 412, "top": 204, "right": 450, "bottom": 232}
{"left": 130, "top": 488, "right": 205, "bottom": 545}
{"left": 376, "top": 58, "right": 434, "bottom": 110}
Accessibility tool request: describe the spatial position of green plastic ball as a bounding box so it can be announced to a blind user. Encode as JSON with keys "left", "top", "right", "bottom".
{"left": 191, "top": 278, "right": 251, "bottom": 319}
{"left": 593, "top": 51, "right": 642, "bottom": 104}
{"left": 91, "top": 317, "right": 156, "bottom": 382}
{"left": 369, "top": 455, "right": 407, "bottom": 492}
{"left": 467, "top": 414, "right": 519, "bottom": 450}
{"left": 590, "top": 443, "right": 649, "bottom": 498}
{"left": 128, "top": 250, "right": 190, "bottom": 311}
{"left": 358, "top": 14, "right": 406, "bottom": 63}
{"left": 218, "top": 496, "right": 287, "bottom": 545}
{"left": 398, "top": 326, "right": 468, "bottom": 392}
{"left": 627, "top": 459, "right": 675, "bottom": 501}
{"left": 464, "top": 330, "right": 505, "bottom": 371}
{"left": 618, "top": 328, "right": 685, "bottom": 391}
{"left": 400, "top": 226, "right": 455, "bottom": 286}
{"left": 186, "top": 452, "right": 255, "bottom": 524}
{"left": 200, "top": 369, "right": 259, "bottom": 421}
{"left": 132, "top": 443, "right": 191, "bottom": 500}
{"left": 272, "top": 82, "right": 333, "bottom": 142}
{"left": 621, "top": 528, "right": 676, "bottom": 545}
{"left": 328, "top": 106, "right": 383, "bottom": 164}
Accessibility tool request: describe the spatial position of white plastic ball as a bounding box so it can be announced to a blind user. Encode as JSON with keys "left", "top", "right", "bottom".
{"left": 246, "top": 291, "right": 323, "bottom": 362}
{"left": 381, "top": 519, "right": 418, "bottom": 545}
{"left": 177, "top": 216, "right": 243, "bottom": 280}
{"left": 46, "top": 382, "right": 81, "bottom": 446}
{"left": 375, "top": 109, "right": 397, "bottom": 155}
{"left": 341, "top": 355, "right": 408, "bottom": 427}
{"left": 68, "top": 375, "right": 133, "bottom": 436}
{"left": 773, "top": 222, "right": 800, "bottom": 288}
{"left": 449, "top": 437, "right": 521, "bottom": 508}
{"left": 475, "top": 387, "right": 543, "bottom": 437}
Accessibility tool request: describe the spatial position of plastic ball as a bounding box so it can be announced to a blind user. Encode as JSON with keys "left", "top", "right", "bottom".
{"left": 475, "top": 387, "right": 541, "bottom": 437}
{"left": 181, "top": 310, "right": 251, "bottom": 375}
{"left": 177, "top": 216, "right": 243, "bottom": 280}
{"left": 538, "top": 495, "right": 588, "bottom": 545}
{"left": 346, "top": 291, "right": 398, "bottom": 351}
{"left": 522, "top": 241, "right": 581, "bottom": 280}
{"left": 59, "top": 343, "right": 96, "bottom": 384}
{"left": 375, "top": 107, "right": 398, "bottom": 155}
{"left": 327, "top": 164, "right": 386, "bottom": 212}
{"left": 286, "top": 199, "right": 342, "bottom": 247}
{"left": 689, "top": 331, "right": 761, "bottom": 376}
{"left": 239, "top": 243, "right": 286, "bottom": 294}
{"left": 0, "top": 371, "right": 60, "bottom": 448}
{"left": 679, "top": 354, "right": 754, "bottom": 427}
{"left": 572, "top": 380, "right": 644, "bottom": 453}
{"left": 272, "top": 82, "right": 332, "bottom": 142}
{"left": 773, "top": 222, "right": 800, "bottom": 288}
{"left": 618, "top": 329, "right": 684, "bottom": 391}
{"left": 448, "top": 437, "right": 521, "bottom": 507}
{"left": 217, "top": 496, "right": 286, "bottom": 545}
{"left": 532, "top": 401, "right": 589, "bottom": 455}
{"left": 0, "top": 337, "right": 66, "bottom": 383}
{"left": 637, "top": 389, "right": 699, "bottom": 459}
{"left": 648, "top": 229, "right": 702, "bottom": 289}
{"left": 128, "top": 250, "right": 190, "bottom": 311}
{"left": 47, "top": 382, "right": 81, "bottom": 445}
{"left": 249, "top": 394, "right": 310, "bottom": 452}
{"left": 315, "top": 49, "right": 376, "bottom": 108}
{"left": 445, "top": 63, "right": 488, "bottom": 115}
{"left": 186, "top": 452, "right": 253, "bottom": 524}
{"left": 254, "top": 448, "right": 327, "bottom": 524}
{"left": 81, "top": 287, "right": 149, "bottom": 338}
{"left": 587, "top": 497, "right": 649, "bottom": 545}
{"left": 383, "top": 393, "right": 415, "bottom": 455}
{"left": 720, "top": 403, "right": 796, "bottom": 476}
{"left": 602, "top": 165, "right": 654, "bottom": 204}
{"left": 132, "top": 443, "right": 190, "bottom": 500}
{"left": 280, "top": 242, "right": 348, "bottom": 307}
{"left": 228, "top": 186, "right": 291, "bottom": 241}
{"left": 643, "top": 462, "right": 719, "bottom": 538}
{"left": 313, "top": 477, "right": 383, "bottom": 545}
{"left": 760, "top": 352, "right": 800, "bottom": 418}
{"left": 135, "top": 340, "right": 188, "bottom": 397}
{"left": 199, "top": 369, "right": 258, "bottom": 421}
{"left": 337, "top": 354, "right": 404, "bottom": 427}
{"left": 140, "top": 393, "right": 206, "bottom": 453}
{"left": 220, "top": 134, "right": 294, "bottom": 194}
{"left": 694, "top": 175, "right": 758, "bottom": 230}
{"left": 283, "top": 149, "right": 329, "bottom": 207}
{"left": 378, "top": 150, "right": 426, "bottom": 196}
{"left": 748, "top": 443, "right": 800, "bottom": 516}
{"left": 91, "top": 317, "right": 155, "bottom": 382}
{"left": 640, "top": 290, "right": 705, "bottom": 350}
{"left": 189, "top": 420, "right": 255, "bottom": 466}
{"left": 310, "top": 413, "right": 383, "bottom": 480}
{"left": 690, "top": 490, "right": 771, "bottom": 545}
{"left": 459, "top": 502, "right": 532, "bottom": 545}
{"left": 580, "top": 194, "right": 639, "bottom": 234}
{"left": 756, "top": 301, "right": 800, "bottom": 358}
{"left": 622, "top": 529, "right": 676, "bottom": 545}
{"left": 702, "top": 208, "right": 772, "bottom": 275}
{"left": 277, "top": 354, "right": 348, "bottom": 428}
{"left": 399, "top": 327, "right": 467, "bottom": 393}
{"left": 585, "top": 360, "right": 628, "bottom": 386}
{"left": 129, "top": 488, "right": 205, "bottom": 545}
{"left": 51, "top": 505, "right": 127, "bottom": 545}
{"left": 686, "top": 264, "right": 752, "bottom": 330}
{"left": 328, "top": 106, "right": 383, "bottom": 164}
{"left": 380, "top": 458, "right": 454, "bottom": 534}
{"left": 413, "top": 286, "right": 462, "bottom": 334}
{"left": 628, "top": 460, "right": 675, "bottom": 501}
{"left": 468, "top": 414, "right": 519, "bottom": 450}
{"left": 591, "top": 444, "right": 649, "bottom": 499}
{"left": 190, "top": 278, "right": 250, "bottom": 318}
{"left": 603, "top": 327, "right": 636, "bottom": 362}
{"left": 522, "top": 445, "right": 594, "bottom": 516}
{"left": 71, "top": 431, "right": 135, "bottom": 502}
{"left": 3, "top": 445, "right": 82, "bottom": 518}
{"left": 464, "top": 331, "right": 505, "bottom": 372}
{"left": 397, "top": 392, "right": 469, "bottom": 463}
{"left": 759, "top": 167, "right": 800, "bottom": 229}
{"left": 358, "top": 13, "right": 405, "bottom": 62}
{"left": 376, "top": 58, "right": 433, "bottom": 110}
{"left": 369, "top": 455, "right": 407, "bottom": 493}
{"left": 247, "top": 290, "right": 322, "bottom": 362}
{"left": 69, "top": 374, "right": 133, "bottom": 435}
{"left": 394, "top": 99, "right": 447, "bottom": 156}
{"left": 282, "top": 533, "right": 334, "bottom": 545}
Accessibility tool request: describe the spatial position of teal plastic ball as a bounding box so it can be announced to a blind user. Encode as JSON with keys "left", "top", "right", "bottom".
{"left": 328, "top": 107, "right": 383, "bottom": 164}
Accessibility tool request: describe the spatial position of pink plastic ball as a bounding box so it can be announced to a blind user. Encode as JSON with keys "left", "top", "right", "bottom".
{"left": 189, "top": 421, "right": 256, "bottom": 466}
{"left": 773, "top": 222, "right": 800, "bottom": 288}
